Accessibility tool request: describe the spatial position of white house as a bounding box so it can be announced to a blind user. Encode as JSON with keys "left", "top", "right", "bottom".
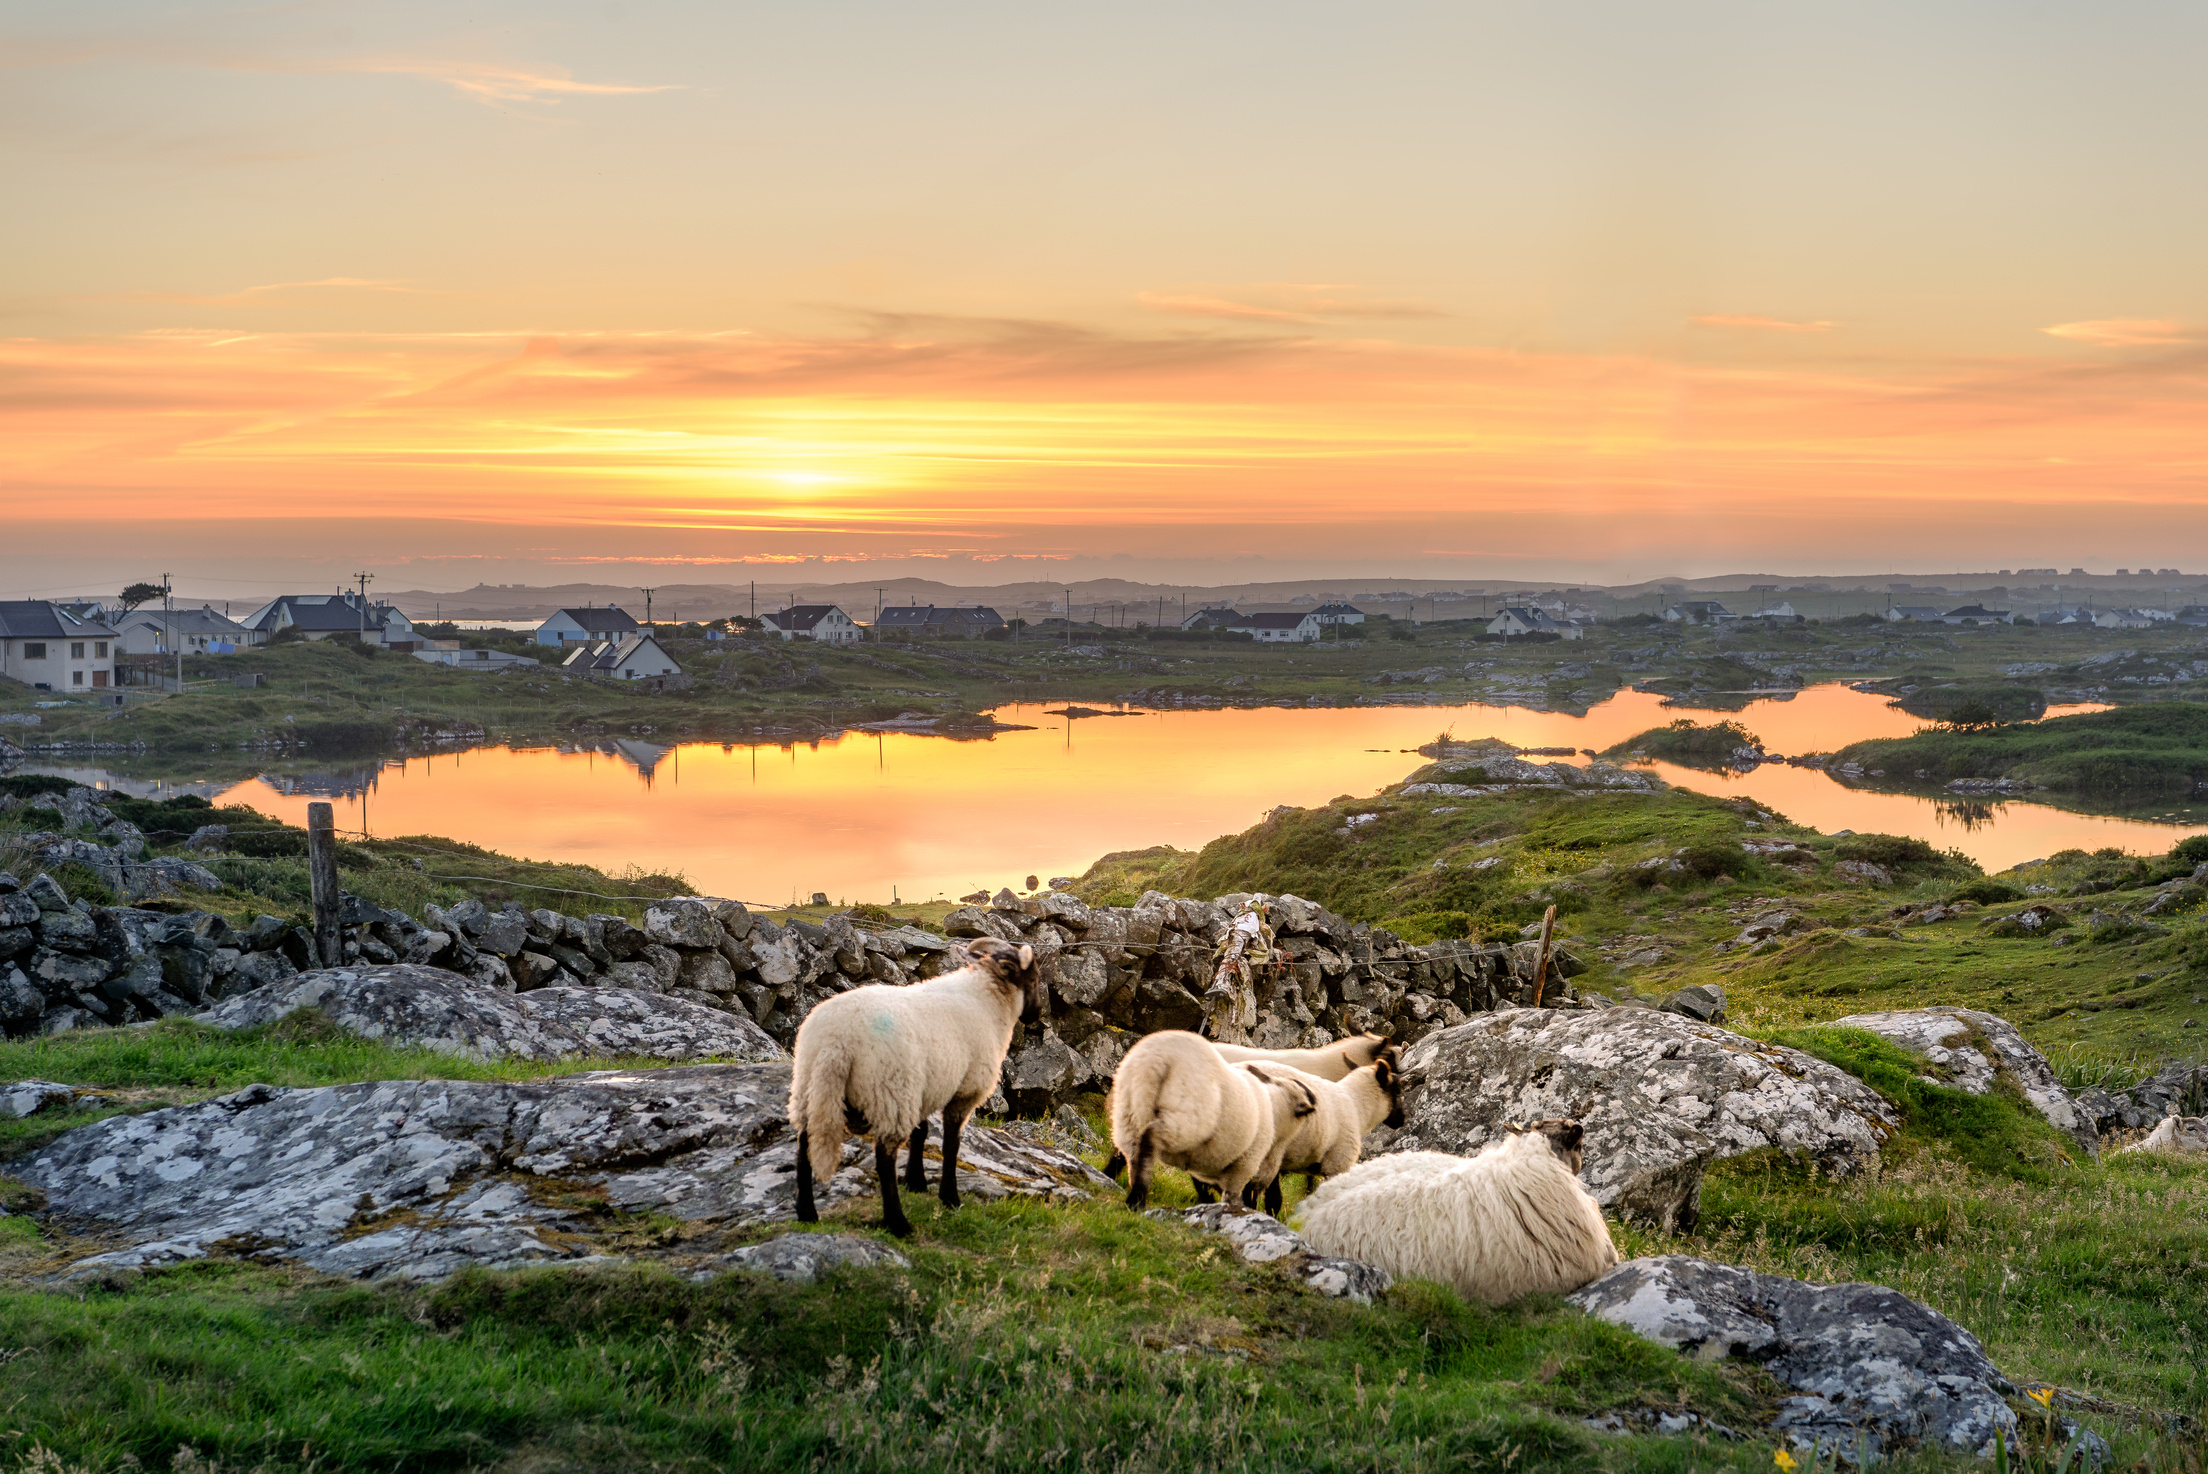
{"left": 414, "top": 645, "right": 542, "bottom": 673}
{"left": 241, "top": 592, "right": 420, "bottom": 649}
{"left": 1488, "top": 606, "right": 1585, "bottom": 640}
{"left": 114, "top": 605, "right": 255, "bottom": 656}
{"left": 0, "top": 601, "right": 119, "bottom": 692}
{"left": 535, "top": 606, "right": 641, "bottom": 646}
{"left": 1309, "top": 602, "right": 1367, "bottom": 627}
{"left": 1244, "top": 612, "right": 1322, "bottom": 643}
{"left": 1753, "top": 601, "right": 1798, "bottom": 620}
{"left": 1662, "top": 601, "right": 1734, "bottom": 624}
{"left": 760, "top": 604, "right": 862, "bottom": 643}
{"left": 2094, "top": 608, "right": 2158, "bottom": 630}
{"left": 1940, "top": 605, "right": 2012, "bottom": 626}
{"left": 561, "top": 633, "right": 683, "bottom": 680}
{"left": 1884, "top": 606, "right": 1945, "bottom": 623}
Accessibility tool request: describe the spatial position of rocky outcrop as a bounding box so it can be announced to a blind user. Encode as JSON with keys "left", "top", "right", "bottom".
{"left": 1570, "top": 1256, "right": 2018, "bottom": 1459}
{"left": 195, "top": 964, "right": 785, "bottom": 1063}
{"left": 1831, "top": 1008, "right": 2097, "bottom": 1154}
{"left": 2075, "top": 1061, "right": 2208, "bottom": 1137}
{"left": 699, "top": 1233, "right": 910, "bottom": 1284}
{"left": 14, "top": 1062, "right": 1112, "bottom": 1282}
{"left": 1384, "top": 1010, "right": 1899, "bottom": 1232}
{"left": 1147, "top": 1204, "right": 1394, "bottom": 1304}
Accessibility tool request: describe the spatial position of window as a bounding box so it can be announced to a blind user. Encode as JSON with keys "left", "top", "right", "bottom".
{"left": 71, "top": 642, "right": 85, "bottom": 659}
{"left": 72, "top": 670, "right": 84, "bottom": 686}
{"left": 94, "top": 642, "right": 107, "bottom": 657}
{"left": 23, "top": 643, "right": 45, "bottom": 660}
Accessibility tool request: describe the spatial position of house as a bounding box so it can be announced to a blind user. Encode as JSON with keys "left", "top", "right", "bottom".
{"left": 2172, "top": 606, "right": 2208, "bottom": 629}
{"left": 1662, "top": 601, "right": 1734, "bottom": 624}
{"left": 872, "top": 604, "right": 1004, "bottom": 639}
{"left": 560, "top": 633, "right": 684, "bottom": 681}
{"left": 414, "top": 645, "right": 542, "bottom": 673}
{"left": 240, "top": 592, "right": 421, "bottom": 650}
{"left": 1487, "top": 606, "right": 1585, "bottom": 641}
{"left": 1941, "top": 605, "right": 2012, "bottom": 626}
{"left": 1245, "top": 612, "right": 1322, "bottom": 643}
{"left": 2094, "top": 608, "right": 2158, "bottom": 631}
{"left": 113, "top": 605, "right": 255, "bottom": 656}
{"left": 1179, "top": 607, "right": 1246, "bottom": 631}
{"left": 760, "top": 604, "right": 862, "bottom": 643}
{"left": 1753, "top": 601, "right": 1798, "bottom": 620}
{"left": 1884, "top": 606, "right": 1945, "bottom": 622}
{"left": 0, "top": 601, "right": 120, "bottom": 692}
{"left": 1309, "top": 602, "right": 1366, "bottom": 627}
{"left": 535, "top": 606, "right": 641, "bottom": 647}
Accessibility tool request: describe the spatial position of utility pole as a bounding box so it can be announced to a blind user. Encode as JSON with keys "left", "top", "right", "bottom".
{"left": 1064, "top": 587, "right": 1072, "bottom": 649}
{"left": 353, "top": 571, "right": 373, "bottom": 649}
{"left": 875, "top": 586, "right": 883, "bottom": 642}
{"left": 640, "top": 587, "right": 656, "bottom": 629}
{"left": 162, "top": 573, "right": 177, "bottom": 693}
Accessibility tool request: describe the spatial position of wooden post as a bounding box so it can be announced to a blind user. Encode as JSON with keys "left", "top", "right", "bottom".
{"left": 1202, "top": 905, "right": 1266, "bottom": 1044}
{"left": 1529, "top": 903, "right": 1558, "bottom": 1008}
{"left": 308, "top": 801, "right": 341, "bottom": 969}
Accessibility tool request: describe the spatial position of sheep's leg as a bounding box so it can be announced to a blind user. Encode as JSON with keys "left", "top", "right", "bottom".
{"left": 904, "top": 1123, "right": 930, "bottom": 1193}
{"left": 1191, "top": 1179, "right": 1218, "bottom": 1205}
{"left": 1125, "top": 1129, "right": 1155, "bottom": 1211}
{"left": 939, "top": 1096, "right": 980, "bottom": 1210}
{"left": 795, "top": 1130, "right": 819, "bottom": 1223}
{"left": 1263, "top": 1175, "right": 1284, "bottom": 1217}
{"left": 875, "top": 1138, "right": 913, "bottom": 1238}
{"left": 1102, "top": 1150, "right": 1126, "bottom": 1181}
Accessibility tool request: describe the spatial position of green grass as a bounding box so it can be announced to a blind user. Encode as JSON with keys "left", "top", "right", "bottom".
{"left": 1599, "top": 719, "right": 1761, "bottom": 769}
{"left": 1836, "top": 704, "right": 2208, "bottom": 800}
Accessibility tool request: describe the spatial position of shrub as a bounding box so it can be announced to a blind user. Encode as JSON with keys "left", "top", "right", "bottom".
{"left": 1950, "top": 878, "right": 2023, "bottom": 905}
{"left": 0, "top": 774, "right": 82, "bottom": 800}
{"left": 1386, "top": 910, "right": 1474, "bottom": 944}
{"left": 1834, "top": 833, "right": 1942, "bottom": 870}
{"left": 1677, "top": 839, "right": 1753, "bottom": 880}
{"left": 47, "top": 863, "right": 117, "bottom": 907}
{"left": 2172, "top": 836, "right": 2208, "bottom": 869}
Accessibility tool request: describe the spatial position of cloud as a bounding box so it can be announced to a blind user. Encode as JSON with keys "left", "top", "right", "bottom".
{"left": 1138, "top": 285, "right": 1444, "bottom": 324}
{"left": 2042, "top": 319, "right": 2193, "bottom": 348}
{"left": 1691, "top": 315, "right": 1835, "bottom": 333}
{"left": 331, "top": 59, "right": 679, "bottom": 104}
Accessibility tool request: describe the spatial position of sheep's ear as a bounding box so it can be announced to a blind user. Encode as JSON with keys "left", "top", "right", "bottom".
{"left": 1292, "top": 1081, "right": 1317, "bottom": 1116}
{"left": 1503, "top": 1122, "right": 1526, "bottom": 1135}
{"left": 1015, "top": 943, "right": 1034, "bottom": 970}
{"left": 1374, "top": 1057, "right": 1396, "bottom": 1090}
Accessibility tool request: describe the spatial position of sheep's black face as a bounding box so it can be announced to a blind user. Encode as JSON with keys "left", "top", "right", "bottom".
{"left": 1374, "top": 1055, "right": 1406, "bottom": 1130}
{"left": 1527, "top": 1118, "right": 1586, "bottom": 1173}
{"left": 968, "top": 937, "right": 1044, "bottom": 1020}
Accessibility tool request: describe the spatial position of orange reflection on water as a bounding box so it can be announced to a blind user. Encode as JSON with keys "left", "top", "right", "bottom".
{"left": 215, "top": 688, "right": 2205, "bottom": 904}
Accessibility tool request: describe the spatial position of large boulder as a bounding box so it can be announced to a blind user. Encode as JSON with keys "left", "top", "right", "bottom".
{"left": 1570, "top": 1256, "right": 2018, "bottom": 1459}
{"left": 193, "top": 963, "right": 785, "bottom": 1063}
{"left": 1387, "top": 1009, "right": 1898, "bottom": 1232}
{"left": 15, "top": 1062, "right": 1113, "bottom": 1282}
{"left": 1831, "top": 1008, "right": 2097, "bottom": 1155}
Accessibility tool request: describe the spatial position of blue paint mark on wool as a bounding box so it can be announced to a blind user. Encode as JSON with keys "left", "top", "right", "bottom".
{"left": 869, "top": 1011, "right": 898, "bottom": 1038}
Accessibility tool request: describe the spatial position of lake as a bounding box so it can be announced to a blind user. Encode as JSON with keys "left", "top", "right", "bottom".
{"left": 37, "top": 683, "right": 2190, "bottom": 906}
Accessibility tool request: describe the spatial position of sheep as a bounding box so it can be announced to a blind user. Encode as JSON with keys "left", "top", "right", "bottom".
{"left": 1108, "top": 1029, "right": 1318, "bottom": 1211}
{"left": 789, "top": 936, "right": 1042, "bottom": 1238}
{"left": 1295, "top": 1120, "right": 1619, "bottom": 1305}
{"left": 2118, "top": 1115, "right": 2208, "bottom": 1156}
{"left": 1103, "top": 1032, "right": 1390, "bottom": 1180}
{"left": 1250, "top": 1052, "right": 1405, "bottom": 1217}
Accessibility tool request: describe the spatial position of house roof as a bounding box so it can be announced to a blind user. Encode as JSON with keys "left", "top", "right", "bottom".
{"left": 1890, "top": 606, "right": 1944, "bottom": 618}
{"left": 545, "top": 606, "right": 639, "bottom": 634}
{"left": 116, "top": 605, "right": 247, "bottom": 637}
{"left": 243, "top": 593, "right": 406, "bottom": 634}
{"left": 1943, "top": 605, "right": 2008, "bottom": 619}
{"left": 1310, "top": 602, "right": 1364, "bottom": 616}
{"left": 563, "top": 633, "right": 676, "bottom": 671}
{"left": 1246, "top": 612, "right": 1315, "bottom": 630}
{"left": 0, "top": 601, "right": 118, "bottom": 640}
{"left": 875, "top": 605, "right": 1003, "bottom": 628}
{"left": 764, "top": 604, "right": 845, "bottom": 631}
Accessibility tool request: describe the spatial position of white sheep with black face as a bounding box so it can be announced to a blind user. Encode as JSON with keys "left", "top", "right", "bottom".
{"left": 789, "top": 936, "right": 1042, "bottom": 1238}
{"left": 1249, "top": 1053, "right": 1405, "bottom": 1217}
{"left": 1103, "top": 1033, "right": 1394, "bottom": 1184}
{"left": 1108, "top": 1030, "right": 1317, "bottom": 1211}
{"left": 1295, "top": 1120, "right": 1618, "bottom": 1306}
{"left": 2119, "top": 1115, "right": 2208, "bottom": 1156}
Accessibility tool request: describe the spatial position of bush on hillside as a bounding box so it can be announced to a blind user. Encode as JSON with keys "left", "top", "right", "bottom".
{"left": 1949, "top": 878, "right": 2024, "bottom": 905}
{"left": 1834, "top": 833, "right": 1942, "bottom": 871}
{"left": 1677, "top": 838, "right": 1755, "bottom": 880}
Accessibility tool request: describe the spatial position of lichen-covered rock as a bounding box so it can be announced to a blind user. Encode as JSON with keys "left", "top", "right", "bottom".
{"left": 1569, "top": 1256, "right": 2018, "bottom": 1459}
{"left": 194, "top": 963, "right": 785, "bottom": 1063}
{"left": 704, "top": 1233, "right": 909, "bottom": 1284}
{"left": 1386, "top": 1009, "right": 1898, "bottom": 1232}
{"left": 1148, "top": 1204, "right": 1393, "bottom": 1304}
{"left": 1831, "top": 1008, "right": 2096, "bottom": 1154}
{"left": 3, "top": 1079, "right": 80, "bottom": 1119}
{"left": 17, "top": 1062, "right": 1112, "bottom": 1281}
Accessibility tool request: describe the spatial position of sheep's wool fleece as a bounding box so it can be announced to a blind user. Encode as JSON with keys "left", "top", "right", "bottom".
{"left": 1111, "top": 1032, "right": 1300, "bottom": 1197}
{"left": 1211, "top": 1034, "right": 1385, "bottom": 1082}
{"left": 1270, "top": 1064, "right": 1387, "bottom": 1178}
{"left": 1296, "top": 1135, "right": 1618, "bottom": 1306}
{"left": 2119, "top": 1116, "right": 2208, "bottom": 1156}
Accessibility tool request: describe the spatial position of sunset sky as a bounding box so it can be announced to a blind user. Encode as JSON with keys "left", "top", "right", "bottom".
{"left": 8, "top": 1, "right": 2207, "bottom": 596}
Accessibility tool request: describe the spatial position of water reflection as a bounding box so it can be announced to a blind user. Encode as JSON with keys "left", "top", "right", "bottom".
{"left": 1934, "top": 799, "right": 2002, "bottom": 832}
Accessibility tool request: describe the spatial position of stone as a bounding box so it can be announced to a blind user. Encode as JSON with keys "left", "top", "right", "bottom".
{"left": 184, "top": 824, "right": 230, "bottom": 853}
{"left": 0, "top": 964, "right": 42, "bottom": 1022}
{"left": 16, "top": 1062, "right": 1111, "bottom": 1281}
{"left": 751, "top": 931, "right": 804, "bottom": 989}
{"left": 1387, "top": 1009, "right": 1897, "bottom": 1232}
{"left": 195, "top": 964, "right": 786, "bottom": 1063}
{"left": 1569, "top": 1256, "right": 2018, "bottom": 1459}
{"left": 26, "top": 874, "right": 71, "bottom": 912}
{"left": 3, "top": 1079, "right": 79, "bottom": 1119}
{"left": 36, "top": 908, "right": 100, "bottom": 952}
{"left": 644, "top": 897, "right": 722, "bottom": 950}
{"left": 944, "top": 906, "right": 1022, "bottom": 943}
{"left": 1659, "top": 984, "right": 1727, "bottom": 1023}
{"left": 703, "top": 1233, "right": 910, "bottom": 1285}
{"left": 0, "top": 892, "right": 40, "bottom": 929}
{"left": 1832, "top": 1008, "right": 2096, "bottom": 1154}
{"left": 1836, "top": 860, "right": 1893, "bottom": 885}
{"left": 473, "top": 910, "right": 531, "bottom": 959}
{"left": 1146, "top": 1205, "right": 1393, "bottom": 1305}
{"left": 1002, "top": 1029, "right": 1087, "bottom": 1115}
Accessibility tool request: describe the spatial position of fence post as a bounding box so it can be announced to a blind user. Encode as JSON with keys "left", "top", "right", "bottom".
{"left": 308, "top": 802, "right": 341, "bottom": 969}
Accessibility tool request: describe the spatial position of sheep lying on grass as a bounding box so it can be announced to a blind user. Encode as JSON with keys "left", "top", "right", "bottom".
{"left": 1109, "top": 1030, "right": 1318, "bottom": 1211}
{"left": 1104, "top": 1032, "right": 1390, "bottom": 1180}
{"left": 789, "top": 936, "right": 1042, "bottom": 1238}
{"left": 1296, "top": 1121, "right": 1618, "bottom": 1305}
{"left": 2119, "top": 1116, "right": 2208, "bottom": 1156}
{"left": 1253, "top": 1052, "right": 1405, "bottom": 1216}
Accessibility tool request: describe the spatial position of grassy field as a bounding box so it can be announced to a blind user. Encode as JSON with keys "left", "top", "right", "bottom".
{"left": 1837, "top": 704, "right": 2208, "bottom": 802}
{"left": 10, "top": 613, "right": 2208, "bottom": 766}
{"left": 1, "top": 1013, "right": 2203, "bottom": 1472}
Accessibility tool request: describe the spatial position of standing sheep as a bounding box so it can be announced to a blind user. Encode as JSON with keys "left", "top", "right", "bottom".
{"left": 1252, "top": 1053, "right": 1405, "bottom": 1216}
{"left": 1104, "top": 1033, "right": 1391, "bottom": 1180}
{"left": 1109, "top": 1030, "right": 1318, "bottom": 1210}
{"left": 1295, "top": 1121, "right": 1618, "bottom": 1305}
{"left": 789, "top": 936, "right": 1042, "bottom": 1238}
